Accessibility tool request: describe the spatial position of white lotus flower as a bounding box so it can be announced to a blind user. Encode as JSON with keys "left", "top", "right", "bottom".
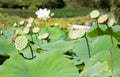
{"left": 35, "top": 8, "right": 51, "bottom": 20}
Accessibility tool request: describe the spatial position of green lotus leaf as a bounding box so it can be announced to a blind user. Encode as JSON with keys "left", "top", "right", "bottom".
{"left": 82, "top": 50, "right": 109, "bottom": 76}
{"left": 0, "top": 51, "right": 79, "bottom": 77}
{"left": 3, "top": 28, "right": 14, "bottom": 37}
{"left": 79, "top": 49, "right": 111, "bottom": 77}
{"left": 73, "top": 38, "right": 93, "bottom": 61}
{"left": 89, "top": 35, "right": 120, "bottom": 76}
{"left": 112, "top": 47, "right": 120, "bottom": 77}
{"left": 47, "top": 26, "right": 66, "bottom": 42}
{"left": 111, "top": 26, "right": 120, "bottom": 37}
{"left": 87, "top": 23, "right": 105, "bottom": 38}
{"left": 90, "top": 35, "right": 117, "bottom": 55}
{"left": 0, "top": 36, "right": 17, "bottom": 55}
{"left": 40, "top": 40, "right": 76, "bottom": 53}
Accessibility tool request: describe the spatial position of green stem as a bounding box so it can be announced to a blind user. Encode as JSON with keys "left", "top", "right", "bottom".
{"left": 110, "top": 49, "right": 113, "bottom": 76}
{"left": 85, "top": 34, "right": 91, "bottom": 58}
{"left": 35, "top": 33, "right": 39, "bottom": 42}
{"left": 30, "top": 32, "right": 33, "bottom": 41}
{"left": 106, "top": 23, "right": 109, "bottom": 28}
{"left": 111, "top": 35, "right": 114, "bottom": 47}
{"left": 105, "top": 23, "right": 114, "bottom": 46}
{"left": 29, "top": 44, "right": 34, "bottom": 58}
{"left": 96, "top": 19, "right": 99, "bottom": 28}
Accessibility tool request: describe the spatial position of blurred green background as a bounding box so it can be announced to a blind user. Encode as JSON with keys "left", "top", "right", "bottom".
{"left": 0, "top": 0, "right": 120, "bottom": 23}
{"left": 0, "top": 0, "right": 117, "bottom": 17}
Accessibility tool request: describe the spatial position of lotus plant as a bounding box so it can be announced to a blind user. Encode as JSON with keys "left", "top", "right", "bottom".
{"left": 90, "top": 10, "right": 116, "bottom": 76}
{"left": 68, "top": 26, "right": 91, "bottom": 58}
{"left": 15, "top": 36, "right": 35, "bottom": 59}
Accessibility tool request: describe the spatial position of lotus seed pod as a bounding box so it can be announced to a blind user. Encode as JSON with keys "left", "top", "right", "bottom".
{"left": 32, "top": 27, "right": 40, "bottom": 33}
{"left": 27, "top": 18, "right": 34, "bottom": 24}
{"left": 68, "top": 29, "right": 86, "bottom": 40}
{"left": 15, "top": 29, "right": 23, "bottom": 35}
{"left": 90, "top": 10, "right": 100, "bottom": 19}
{"left": 98, "top": 14, "right": 108, "bottom": 24}
{"left": 15, "top": 36, "right": 28, "bottom": 51}
{"left": 38, "top": 33, "right": 49, "bottom": 40}
{"left": 41, "top": 33, "right": 49, "bottom": 40}
{"left": 79, "top": 29, "right": 86, "bottom": 37}
{"left": 24, "top": 27, "right": 30, "bottom": 34}
{"left": 19, "top": 20, "right": 25, "bottom": 25}
{"left": 26, "top": 23, "right": 32, "bottom": 28}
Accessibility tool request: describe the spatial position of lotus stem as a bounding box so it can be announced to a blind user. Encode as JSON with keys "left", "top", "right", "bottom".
{"left": 29, "top": 44, "right": 34, "bottom": 58}
{"left": 106, "top": 23, "right": 109, "bottom": 29}
{"left": 105, "top": 23, "right": 114, "bottom": 46}
{"left": 18, "top": 43, "right": 35, "bottom": 60}
{"left": 30, "top": 32, "right": 33, "bottom": 41}
{"left": 109, "top": 49, "right": 113, "bottom": 76}
{"left": 110, "top": 35, "right": 114, "bottom": 47}
{"left": 85, "top": 33, "right": 91, "bottom": 58}
{"left": 96, "top": 19, "right": 99, "bottom": 28}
